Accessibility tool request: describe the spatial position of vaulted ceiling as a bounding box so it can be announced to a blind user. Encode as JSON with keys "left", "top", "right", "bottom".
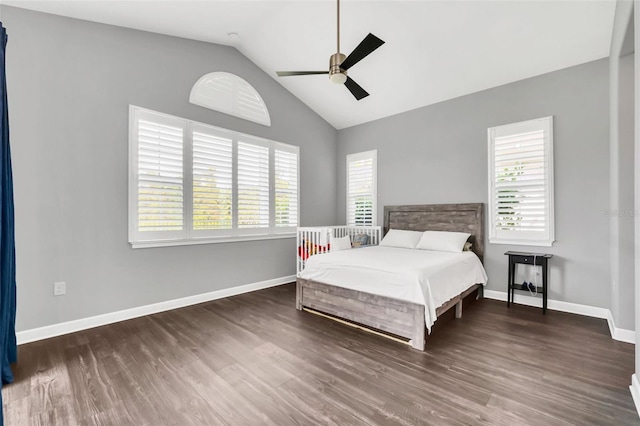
{"left": 5, "top": 1, "right": 616, "bottom": 129}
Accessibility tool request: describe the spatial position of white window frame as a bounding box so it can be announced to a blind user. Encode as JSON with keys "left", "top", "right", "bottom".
{"left": 487, "top": 116, "right": 555, "bottom": 247}
{"left": 346, "top": 150, "right": 378, "bottom": 226}
{"left": 128, "top": 106, "right": 299, "bottom": 248}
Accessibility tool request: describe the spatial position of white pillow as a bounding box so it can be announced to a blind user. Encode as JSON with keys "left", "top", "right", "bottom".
{"left": 416, "top": 231, "right": 470, "bottom": 253}
{"left": 379, "top": 229, "right": 423, "bottom": 249}
{"left": 330, "top": 235, "right": 352, "bottom": 251}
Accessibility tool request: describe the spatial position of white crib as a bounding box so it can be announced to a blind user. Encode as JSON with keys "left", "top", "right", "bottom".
{"left": 296, "top": 226, "right": 382, "bottom": 276}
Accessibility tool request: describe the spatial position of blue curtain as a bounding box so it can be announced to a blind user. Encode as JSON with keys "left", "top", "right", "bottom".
{"left": 0, "top": 21, "right": 16, "bottom": 421}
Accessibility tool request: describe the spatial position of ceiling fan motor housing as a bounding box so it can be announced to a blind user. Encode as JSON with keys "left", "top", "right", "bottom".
{"left": 329, "top": 53, "right": 347, "bottom": 84}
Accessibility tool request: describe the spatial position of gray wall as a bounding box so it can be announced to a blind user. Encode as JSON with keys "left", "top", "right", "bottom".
{"left": 2, "top": 6, "right": 338, "bottom": 331}
{"left": 619, "top": 52, "right": 636, "bottom": 330}
{"left": 610, "top": 0, "right": 636, "bottom": 332}
{"left": 337, "top": 59, "right": 610, "bottom": 308}
{"left": 611, "top": 52, "right": 635, "bottom": 331}
{"left": 634, "top": 0, "right": 640, "bottom": 378}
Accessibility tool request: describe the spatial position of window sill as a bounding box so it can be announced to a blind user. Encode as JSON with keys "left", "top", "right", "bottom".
{"left": 131, "top": 232, "right": 296, "bottom": 249}
{"left": 489, "top": 238, "right": 554, "bottom": 247}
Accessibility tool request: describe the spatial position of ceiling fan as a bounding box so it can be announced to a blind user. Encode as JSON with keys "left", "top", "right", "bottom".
{"left": 275, "top": 0, "right": 385, "bottom": 101}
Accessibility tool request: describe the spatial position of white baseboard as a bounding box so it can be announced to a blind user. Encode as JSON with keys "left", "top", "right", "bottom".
{"left": 607, "top": 310, "right": 637, "bottom": 344}
{"left": 630, "top": 374, "right": 640, "bottom": 418}
{"left": 483, "top": 289, "right": 609, "bottom": 318}
{"left": 483, "top": 290, "right": 635, "bottom": 344}
{"left": 16, "top": 275, "right": 296, "bottom": 345}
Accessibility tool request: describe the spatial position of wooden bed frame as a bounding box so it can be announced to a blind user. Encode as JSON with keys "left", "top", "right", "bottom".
{"left": 295, "top": 203, "right": 485, "bottom": 350}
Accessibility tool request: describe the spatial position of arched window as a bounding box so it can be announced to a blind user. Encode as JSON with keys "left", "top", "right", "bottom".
{"left": 189, "top": 72, "right": 271, "bottom": 126}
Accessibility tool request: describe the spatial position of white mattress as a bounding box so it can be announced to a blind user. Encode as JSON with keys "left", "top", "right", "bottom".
{"left": 299, "top": 246, "right": 488, "bottom": 331}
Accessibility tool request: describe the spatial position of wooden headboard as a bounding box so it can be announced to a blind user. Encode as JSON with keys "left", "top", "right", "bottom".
{"left": 383, "top": 203, "right": 484, "bottom": 262}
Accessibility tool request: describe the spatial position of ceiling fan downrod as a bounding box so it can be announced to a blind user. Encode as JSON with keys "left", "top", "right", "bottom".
{"left": 337, "top": 0, "right": 340, "bottom": 54}
{"left": 330, "top": 0, "right": 347, "bottom": 84}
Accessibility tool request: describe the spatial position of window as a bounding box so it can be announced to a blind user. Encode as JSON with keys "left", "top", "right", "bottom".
{"left": 191, "top": 124, "right": 233, "bottom": 235}
{"left": 129, "top": 106, "right": 298, "bottom": 248}
{"left": 134, "top": 113, "right": 185, "bottom": 240}
{"left": 189, "top": 72, "right": 271, "bottom": 126}
{"left": 346, "top": 150, "right": 377, "bottom": 226}
{"left": 237, "top": 138, "right": 270, "bottom": 230}
{"left": 488, "top": 116, "right": 554, "bottom": 246}
{"left": 274, "top": 146, "right": 299, "bottom": 228}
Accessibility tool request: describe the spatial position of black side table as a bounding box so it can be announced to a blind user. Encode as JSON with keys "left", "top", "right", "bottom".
{"left": 505, "top": 251, "right": 553, "bottom": 314}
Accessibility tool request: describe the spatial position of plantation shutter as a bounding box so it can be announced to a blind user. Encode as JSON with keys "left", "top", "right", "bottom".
{"left": 134, "top": 111, "right": 185, "bottom": 240}
{"left": 238, "top": 140, "right": 270, "bottom": 230}
{"left": 192, "top": 125, "right": 233, "bottom": 234}
{"left": 235, "top": 79, "right": 270, "bottom": 126}
{"left": 488, "top": 116, "right": 554, "bottom": 246}
{"left": 347, "top": 150, "right": 377, "bottom": 226}
{"left": 130, "top": 106, "right": 298, "bottom": 247}
{"left": 189, "top": 72, "right": 271, "bottom": 126}
{"left": 274, "top": 146, "right": 299, "bottom": 230}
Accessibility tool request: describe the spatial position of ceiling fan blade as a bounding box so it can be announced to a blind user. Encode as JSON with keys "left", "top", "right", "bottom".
{"left": 340, "top": 33, "right": 385, "bottom": 71}
{"left": 276, "top": 71, "right": 329, "bottom": 77}
{"left": 344, "top": 77, "right": 369, "bottom": 100}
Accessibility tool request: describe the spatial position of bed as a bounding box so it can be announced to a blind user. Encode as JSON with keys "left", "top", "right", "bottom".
{"left": 296, "top": 203, "right": 487, "bottom": 350}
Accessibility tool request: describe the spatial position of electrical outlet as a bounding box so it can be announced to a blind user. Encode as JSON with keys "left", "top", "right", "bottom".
{"left": 53, "top": 281, "right": 66, "bottom": 296}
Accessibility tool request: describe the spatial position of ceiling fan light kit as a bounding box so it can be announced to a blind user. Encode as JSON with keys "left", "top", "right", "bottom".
{"left": 276, "top": 0, "right": 384, "bottom": 100}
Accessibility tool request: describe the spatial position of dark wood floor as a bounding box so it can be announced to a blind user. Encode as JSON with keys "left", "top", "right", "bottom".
{"left": 3, "top": 283, "right": 638, "bottom": 425}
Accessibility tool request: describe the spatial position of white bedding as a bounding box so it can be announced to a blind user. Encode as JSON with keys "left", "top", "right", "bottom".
{"left": 299, "top": 246, "right": 488, "bottom": 331}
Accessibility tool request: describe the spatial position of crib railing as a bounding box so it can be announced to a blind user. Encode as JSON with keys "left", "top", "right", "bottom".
{"left": 296, "top": 226, "right": 382, "bottom": 276}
